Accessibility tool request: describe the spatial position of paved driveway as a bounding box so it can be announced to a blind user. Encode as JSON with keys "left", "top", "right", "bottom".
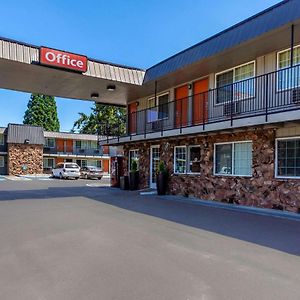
{"left": 0, "top": 179, "right": 299, "bottom": 300}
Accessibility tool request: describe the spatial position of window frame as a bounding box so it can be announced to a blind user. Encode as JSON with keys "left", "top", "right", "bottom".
{"left": 0, "top": 156, "right": 4, "bottom": 168}
{"left": 174, "top": 146, "right": 187, "bottom": 175}
{"left": 147, "top": 92, "right": 170, "bottom": 123}
{"left": 43, "top": 158, "right": 55, "bottom": 169}
{"left": 214, "top": 60, "right": 256, "bottom": 105}
{"left": 129, "top": 149, "right": 139, "bottom": 171}
{"left": 275, "top": 136, "right": 300, "bottom": 179}
{"left": 276, "top": 44, "right": 300, "bottom": 92}
{"left": 45, "top": 138, "right": 55, "bottom": 148}
{"left": 187, "top": 145, "right": 201, "bottom": 174}
{"left": 213, "top": 141, "right": 253, "bottom": 177}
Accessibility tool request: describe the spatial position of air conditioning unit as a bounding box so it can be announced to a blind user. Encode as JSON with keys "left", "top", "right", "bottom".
{"left": 151, "top": 120, "right": 163, "bottom": 132}
{"left": 223, "top": 102, "right": 241, "bottom": 116}
{"left": 292, "top": 88, "right": 300, "bottom": 103}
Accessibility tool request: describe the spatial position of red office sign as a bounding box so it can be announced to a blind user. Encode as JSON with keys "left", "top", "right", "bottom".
{"left": 39, "top": 47, "right": 88, "bottom": 73}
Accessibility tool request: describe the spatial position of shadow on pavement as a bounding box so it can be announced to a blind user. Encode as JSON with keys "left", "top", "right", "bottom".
{"left": 0, "top": 185, "right": 299, "bottom": 256}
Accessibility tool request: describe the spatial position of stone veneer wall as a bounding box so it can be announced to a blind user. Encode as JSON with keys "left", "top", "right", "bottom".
{"left": 8, "top": 144, "right": 43, "bottom": 175}
{"left": 124, "top": 128, "right": 300, "bottom": 213}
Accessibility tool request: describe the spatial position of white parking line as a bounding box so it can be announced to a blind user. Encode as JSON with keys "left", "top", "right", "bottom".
{"left": 2, "top": 176, "right": 32, "bottom": 181}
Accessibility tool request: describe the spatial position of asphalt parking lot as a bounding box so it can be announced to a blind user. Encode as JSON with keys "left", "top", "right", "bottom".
{"left": 0, "top": 179, "right": 299, "bottom": 300}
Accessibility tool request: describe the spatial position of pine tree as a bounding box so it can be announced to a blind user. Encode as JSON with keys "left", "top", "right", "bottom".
{"left": 72, "top": 103, "right": 126, "bottom": 135}
{"left": 23, "top": 94, "right": 60, "bottom": 131}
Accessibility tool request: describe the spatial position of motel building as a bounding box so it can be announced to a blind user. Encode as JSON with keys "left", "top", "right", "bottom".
{"left": 0, "top": 124, "right": 115, "bottom": 176}
{"left": 0, "top": 0, "right": 300, "bottom": 212}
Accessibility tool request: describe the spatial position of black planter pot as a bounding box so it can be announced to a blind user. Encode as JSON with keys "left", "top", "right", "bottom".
{"left": 129, "top": 171, "right": 139, "bottom": 190}
{"left": 156, "top": 172, "right": 168, "bottom": 195}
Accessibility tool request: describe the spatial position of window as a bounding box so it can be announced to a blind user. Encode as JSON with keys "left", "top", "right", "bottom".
{"left": 43, "top": 158, "right": 54, "bottom": 169}
{"left": 76, "top": 159, "right": 87, "bottom": 168}
{"left": 216, "top": 61, "right": 255, "bottom": 103}
{"left": 214, "top": 141, "right": 252, "bottom": 176}
{"left": 188, "top": 146, "right": 201, "bottom": 173}
{"left": 75, "top": 140, "right": 97, "bottom": 149}
{"left": 276, "top": 138, "right": 300, "bottom": 178}
{"left": 86, "top": 159, "right": 101, "bottom": 168}
{"left": 147, "top": 93, "right": 169, "bottom": 122}
{"left": 0, "top": 134, "right": 4, "bottom": 145}
{"left": 75, "top": 141, "right": 81, "bottom": 148}
{"left": 174, "top": 146, "right": 201, "bottom": 174}
{"left": 0, "top": 156, "right": 4, "bottom": 168}
{"left": 174, "top": 146, "right": 187, "bottom": 174}
{"left": 45, "top": 138, "right": 55, "bottom": 148}
{"left": 129, "top": 149, "right": 139, "bottom": 171}
{"left": 277, "top": 46, "right": 300, "bottom": 91}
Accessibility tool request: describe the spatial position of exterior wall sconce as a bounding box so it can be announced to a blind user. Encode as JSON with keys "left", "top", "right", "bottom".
{"left": 107, "top": 85, "right": 116, "bottom": 91}
{"left": 91, "top": 93, "right": 99, "bottom": 99}
{"left": 24, "top": 139, "right": 30, "bottom": 144}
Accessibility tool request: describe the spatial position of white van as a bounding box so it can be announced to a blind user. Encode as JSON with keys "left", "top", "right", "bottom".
{"left": 52, "top": 162, "right": 80, "bottom": 179}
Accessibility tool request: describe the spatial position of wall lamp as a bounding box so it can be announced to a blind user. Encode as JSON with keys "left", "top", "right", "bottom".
{"left": 24, "top": 139, "right": 30, "bottom": 144}
{"left": 91, "top": 92, "right": 99, "bottom": 99}
{"left": 107, "top": 85, "right": 116, "bottom": 91}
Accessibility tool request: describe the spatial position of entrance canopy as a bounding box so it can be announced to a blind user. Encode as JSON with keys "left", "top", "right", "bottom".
{"left": 0, "top": 37, "right": 145, "bottom": 106}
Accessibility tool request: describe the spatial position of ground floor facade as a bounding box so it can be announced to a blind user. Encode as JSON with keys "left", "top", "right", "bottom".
{"left": 123, "top": 126, "right": 300, "bottom": 213}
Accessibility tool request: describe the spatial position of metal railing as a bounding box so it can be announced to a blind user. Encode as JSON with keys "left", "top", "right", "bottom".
{"left": 43, "top": 147, "right": 102, "bottom": 156}
{"left": 99, "top": 64, "right": 300, "bottom": 142}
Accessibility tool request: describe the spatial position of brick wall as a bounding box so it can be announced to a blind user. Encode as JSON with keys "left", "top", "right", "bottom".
{"left": 8, "top": 144, "right": 43, "bottom": 175}
{"left": 124, "top": 128, "right": 300, "bottom": 213}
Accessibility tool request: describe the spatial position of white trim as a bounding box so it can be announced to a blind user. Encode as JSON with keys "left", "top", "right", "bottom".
{"left": 276, "top": 44, "right": 300, "bottom": 92}
{"left": 187, "top": 145, "right": 201, "bottom": 174}
{"left": 275, "top": 136, "right": 300, "bottom": 179}
{"left": 150, "top": 145, "right": 160, "bottom": 189}
{"left": 174, "top": 145, "right": 187, "bottom": 174}
{"left": 43, "top": 157, "right": 55, "bottom": 169}
{"left": 129, "top": 149, "right": 139, "bottom": 171}
{"left": 214, "top": 60, "right": 256, "bottom": 105}
{"left": 213, "top": 140, "right": 253, "bottom": 177}
{"left": 215, "top": 60, "right": 256, "bottom": 81}
{"left": 45, "top": 137, "right": 55, "bottom": 148}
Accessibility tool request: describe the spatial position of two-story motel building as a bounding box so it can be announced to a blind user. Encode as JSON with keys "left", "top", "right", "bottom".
{"left": 101, "top": 0, "right": 300, "bottom": 213}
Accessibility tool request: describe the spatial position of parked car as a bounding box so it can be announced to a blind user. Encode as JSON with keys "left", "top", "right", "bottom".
{"left": 80, "top": 166, "right": 103, "bottom": 180}
{"left": 52, "top": 163, "right": 80, "bottom": 179}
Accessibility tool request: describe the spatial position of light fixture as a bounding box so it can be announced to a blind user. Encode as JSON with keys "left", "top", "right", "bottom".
{"left": 24, "top": 139, "right": 30, "bottom": 144}
{"left": 107, "top": 84, "right": 116, "bottom": 91}
{"left": 91, "top": 92, "right": 99, "bottom": 99}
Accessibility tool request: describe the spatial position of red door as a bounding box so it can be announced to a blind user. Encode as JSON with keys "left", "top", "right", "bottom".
{"left": 175, "top": 85, "right": 189, "bottom": 128}
{"left": 193, "top": 78, "right": 209, "bottom": 125}
{"left": 66, "top": 139, "right": 73, "bottom": 152}
{"left": 128, "top": 102, "right": 137, "bottom": 134}
{"left": 56, "top": 139, "right": 64, "bottom": 152}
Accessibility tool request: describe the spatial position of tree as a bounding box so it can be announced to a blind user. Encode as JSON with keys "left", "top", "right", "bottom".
{"left": 72, "top": 103, "right": 126, "bottom": 136}
{"left": 23, "top": 94, "right": 60, "bottom": 131}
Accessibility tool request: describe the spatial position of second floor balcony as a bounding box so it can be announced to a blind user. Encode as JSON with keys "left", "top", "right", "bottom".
{"left": 43, "top": 146, "right": 104, "bottom": 157}
{"left": 100, "top": 64, "right": 300, "bottom": 144}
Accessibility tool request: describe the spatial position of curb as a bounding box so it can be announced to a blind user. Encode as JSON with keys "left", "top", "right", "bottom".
{"left": 156, "top": 195, "right": 300, "bottom": 222}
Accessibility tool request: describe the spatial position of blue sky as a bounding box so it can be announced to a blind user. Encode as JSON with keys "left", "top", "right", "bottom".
{"left": 0, "top": 0, "right": 279, "bottom": 131}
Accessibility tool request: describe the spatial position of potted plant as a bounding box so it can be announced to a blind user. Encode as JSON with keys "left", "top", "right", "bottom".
{"left": 129, "top": 160, "right": 139, "bottom": 190}
{"left": 156, "top": 161, "right": 168, "bottom": 195}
